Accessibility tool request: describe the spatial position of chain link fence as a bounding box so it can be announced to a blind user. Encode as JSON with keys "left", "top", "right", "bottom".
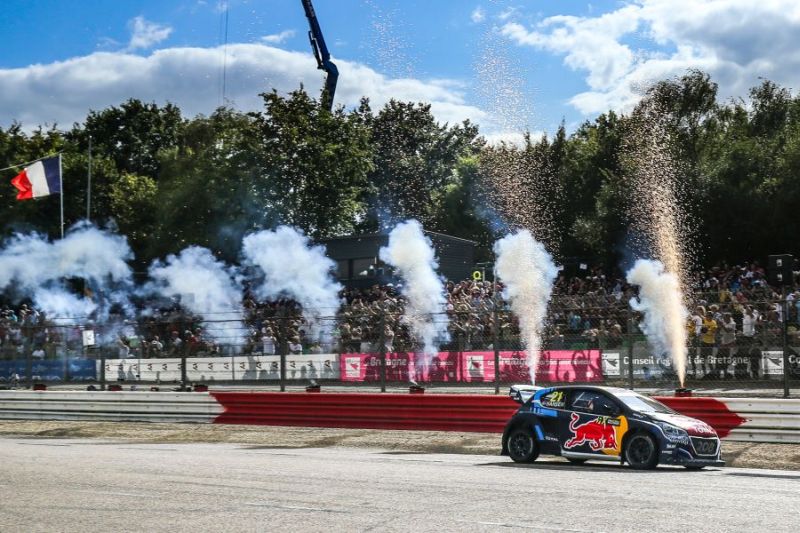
{"left": 2, "top": 290, "right": 799, "bottom": 395}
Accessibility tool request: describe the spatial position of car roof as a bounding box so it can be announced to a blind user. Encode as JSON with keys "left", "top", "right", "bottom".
{"left": 545, "top": 385, "right": 636, "bottom": 396}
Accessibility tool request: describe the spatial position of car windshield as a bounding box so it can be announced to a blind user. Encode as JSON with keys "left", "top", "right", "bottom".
{"left": 615, "top": 393, "right": 675, "bottom": 414}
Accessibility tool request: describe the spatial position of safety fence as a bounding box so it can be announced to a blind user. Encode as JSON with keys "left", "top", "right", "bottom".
{"left": 2, "top": 390, "right": 799, "bottom": 444}
{"left": 1, "top": 347, "right": 797, "bottom": 394}
{"left": 2, "top": 293, "right": 800, "bottom": 395}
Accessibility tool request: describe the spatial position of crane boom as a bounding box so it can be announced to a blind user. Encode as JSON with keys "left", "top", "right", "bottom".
{"left": 301, "top": 0, "right": 339, "bottom": 111}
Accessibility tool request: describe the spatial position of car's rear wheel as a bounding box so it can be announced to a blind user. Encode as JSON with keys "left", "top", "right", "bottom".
{"left": 507, "top": 428, "right": 539, "bottom": 463}
{"left": 567, "top": 458, "right": 587, "bottom": 465}
{"left": 624, "top": 433, "right": 659, "bottom": 470}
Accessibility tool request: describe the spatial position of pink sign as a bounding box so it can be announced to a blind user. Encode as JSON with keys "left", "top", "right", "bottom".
{"left": 461, "top": 350, "right": 603, "bottom": 383}
{"left": 339, "top": 350, "right": 602, "bottom": 383}
{"left": 339, "top": 352, "right": 461, "bottom": 382}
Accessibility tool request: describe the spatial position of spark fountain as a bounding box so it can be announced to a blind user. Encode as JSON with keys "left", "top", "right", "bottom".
{"left": 493, "top": 229, "right": 557, "bottom": 385}
{"left": 623, "top": 96, "right": 695, "bottom": 392}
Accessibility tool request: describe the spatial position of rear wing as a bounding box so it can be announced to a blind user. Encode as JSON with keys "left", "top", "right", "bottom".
{"left": 509, "top": 385, "right": 542, "bottom": 404}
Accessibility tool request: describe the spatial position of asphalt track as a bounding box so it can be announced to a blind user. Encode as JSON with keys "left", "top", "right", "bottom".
{"left": 1, "top": 438, "right": 799, "bottom": 533}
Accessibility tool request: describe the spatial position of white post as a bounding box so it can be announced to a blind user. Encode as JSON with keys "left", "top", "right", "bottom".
{"left": 59, "top": 153, "right": 64, "bottom": 238}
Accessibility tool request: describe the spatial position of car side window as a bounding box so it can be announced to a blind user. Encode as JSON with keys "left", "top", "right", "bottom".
{"left": 569, "top": 390, "right": 618, "bottom": 415}
{"left": 539, "top": 390, "right": 567, "bottom": 409}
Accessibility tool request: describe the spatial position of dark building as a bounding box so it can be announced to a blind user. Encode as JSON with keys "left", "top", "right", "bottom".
{"left": 318, "top": 232, "right": 476, "bottom": 288}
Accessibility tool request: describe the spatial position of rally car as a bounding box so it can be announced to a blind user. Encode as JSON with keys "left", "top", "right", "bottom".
{"left": 501, "top": 385, "right": 724, "bottom": 469}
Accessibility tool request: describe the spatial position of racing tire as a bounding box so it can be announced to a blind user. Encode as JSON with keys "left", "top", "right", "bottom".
{"left": 507, "top": 429, "right": 539, "bottom": 463}
{"left": 624, "top": 433, "right": 659, "bottom": 470}
{"left": 567, "top": 458, "right": 588, "bottom": 465}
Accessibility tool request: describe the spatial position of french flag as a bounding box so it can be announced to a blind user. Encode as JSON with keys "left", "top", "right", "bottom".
{"left": 11, "top": 155, "right": 61, "bottom": 200}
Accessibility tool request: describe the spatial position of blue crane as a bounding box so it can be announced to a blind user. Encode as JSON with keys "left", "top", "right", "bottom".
{"left": 301, "top": 0, "right": 339, "bottom": 111}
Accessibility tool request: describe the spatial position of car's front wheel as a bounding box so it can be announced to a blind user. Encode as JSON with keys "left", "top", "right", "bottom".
{"left": 624, "top": 432, "right": 659, "bottom": 470}
{"left": 507, "top": 428, "right": 539, "bottom": 463}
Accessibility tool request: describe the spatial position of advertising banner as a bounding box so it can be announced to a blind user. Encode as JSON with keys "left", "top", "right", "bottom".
{"left": 0, "top": 359, "right": 96, "bottom": 382}
{"left": 761, "top": 350, "right": 784, "bottom": 377}
{"left": 339, "top": 352, "right": 461, "bottom": 382}
{"left": 101, "top": 354, "right": 341, "bottom": 382}
{"left": 461, "top": 350, "right": 603, "bottom": 383}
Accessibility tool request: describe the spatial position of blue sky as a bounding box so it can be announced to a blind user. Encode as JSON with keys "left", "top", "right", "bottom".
{"left": 2, "top": 1, "right": 799, "bottom": 140}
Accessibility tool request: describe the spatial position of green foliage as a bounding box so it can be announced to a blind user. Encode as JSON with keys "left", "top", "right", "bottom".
{"left": 2, "top": 73, "right": 800, "bottom": 269}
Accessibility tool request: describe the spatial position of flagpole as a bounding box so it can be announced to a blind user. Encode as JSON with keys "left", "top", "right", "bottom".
{"left": 87, "top": 136, "right": 92, "bottom": 221}
{"left": 59, "top": 154, "right": 64, "bottom": 239}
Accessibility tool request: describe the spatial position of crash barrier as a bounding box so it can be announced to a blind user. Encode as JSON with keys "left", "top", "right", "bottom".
{"left": 0, "top": 391, "right": 222, "bottom": 423}
{"left": 213, "top": 393, "right": 800, "bottom": 443}
{"left": 685, "top": 398, "right": 800, "bottom": 444}
{"left": 1, "top": 390, "right": 798, "bottom": 444}
{"left": 211, "top": 392, "right": 520, "bottom": 432}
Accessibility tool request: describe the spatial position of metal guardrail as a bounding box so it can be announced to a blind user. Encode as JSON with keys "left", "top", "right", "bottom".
{"left": 722, "top": 398, "right": 800, "bottom": 443}
{"left": 0, "top": 391, "right": 222, "bottom": 423}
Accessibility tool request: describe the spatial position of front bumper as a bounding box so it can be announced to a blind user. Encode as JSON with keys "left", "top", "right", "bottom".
{"left": 660, "top": 445, "right": 724, "bottom": 467}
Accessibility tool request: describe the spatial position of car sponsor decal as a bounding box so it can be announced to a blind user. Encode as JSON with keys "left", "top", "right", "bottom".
{"left": 540, "top": 390, "right": 566, "bottom": 408}
{"left": 563, "top": 412, "right": 628, "bottom": 455}
{"left": 532, "top": 406, "right": 558, "bottom": 418}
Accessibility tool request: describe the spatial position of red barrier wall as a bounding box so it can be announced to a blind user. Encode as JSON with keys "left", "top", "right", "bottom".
{"left": 212, "top": 392, "right": 519, "bottom": 433}
{"left": 655, "top": 397, "right": 747, "bottom": 439}
{"left": 211, "top": 392, "right": 748, "bottom": 437}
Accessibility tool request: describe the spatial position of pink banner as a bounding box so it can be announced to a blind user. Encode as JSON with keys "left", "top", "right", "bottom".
{"left": 339, "top": 352, "right": 461, "bottom": 382}
{"left": 462, "top": 350, "right": 603, "bottom": 383}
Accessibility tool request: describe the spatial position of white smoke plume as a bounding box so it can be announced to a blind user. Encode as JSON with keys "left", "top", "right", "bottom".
{"left": 626, "top": 259, "right": 688, "bottom": 386}
{"left": 379, "top": 220, "right": 449, "bottom": 374}
{"left": 0, "top": 223, "right": 133, "bottom": 322}
{"left": 147, "top": 246, "right": 245, "bottom": 344}
{"left": 32, "top": 287, "right": 98, "bottom": 320}
{"left": 242, "top": 226, "right": 341, "bottom": 341}
{"left": 494, "top": 230, "right": 558, "bottom": 384}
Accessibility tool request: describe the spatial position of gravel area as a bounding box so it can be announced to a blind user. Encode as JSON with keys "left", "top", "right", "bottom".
{"left": 0, "top": 420, "right": 798, "bottom": 470}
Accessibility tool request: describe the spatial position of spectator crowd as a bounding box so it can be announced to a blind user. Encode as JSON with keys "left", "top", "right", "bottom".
{"left": 2, "top": 261, "right": 800, "bottom": 381}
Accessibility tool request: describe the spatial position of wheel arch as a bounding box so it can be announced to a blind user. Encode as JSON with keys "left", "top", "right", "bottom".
{"left": 501, "top": 414, "right": 541, "bottom": 455}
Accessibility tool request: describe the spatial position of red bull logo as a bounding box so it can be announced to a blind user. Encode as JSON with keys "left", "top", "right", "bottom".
{"left": 564, "top": 412, "right": 618, "bottom": 451}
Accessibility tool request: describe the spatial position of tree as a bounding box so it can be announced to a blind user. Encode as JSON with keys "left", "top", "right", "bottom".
{"left": 80, "top": 99, "right": 185, "bottom": 179}
{"left": 249, "top": 89, "right": 373, "bottom": 238}
{"left": 361, "top": 100, "right": 480, "bottom": 228}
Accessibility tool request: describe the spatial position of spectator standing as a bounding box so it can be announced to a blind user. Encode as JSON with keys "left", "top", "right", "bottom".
{"left": 718, "top": 313, "right": 736, "bottom": 379}
{"left": 700, "top": 312, "right": 718, "bottom": 378}
{"left": 289, "top": 337, "right": 303, "bottom": 355}
{"left": 741, "top": 307, "right": 759, "bottom": 378}
{"left": 261, "top": 328, "right": 276, "bottom": 355}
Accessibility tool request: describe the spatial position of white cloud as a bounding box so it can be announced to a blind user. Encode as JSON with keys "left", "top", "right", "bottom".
{"left": 502, "top": 0, "right": 800, "bottom": 115}
{"left": 127, "top": 16, "right": 173, "bottom": 51}
{"left": 471, "top": 7, "right": 486, "bottom": 24}
{"left": 0, "top": 43, "right": 490, "bottom": 132}
{"left": 261, "top": 30, "right": 296, "bottom": 44}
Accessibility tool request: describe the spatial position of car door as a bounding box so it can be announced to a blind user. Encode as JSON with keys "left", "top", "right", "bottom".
{"left": 560, "top": 389, "right": 628, "bottom": 457}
